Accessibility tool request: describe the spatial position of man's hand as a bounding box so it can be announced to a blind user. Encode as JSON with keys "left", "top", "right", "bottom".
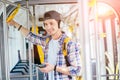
{"left": 7, "top": 20, "right": 19, "bottom": 27}
{"left": 39, "top": 63, "right": 54, "bottom": 73}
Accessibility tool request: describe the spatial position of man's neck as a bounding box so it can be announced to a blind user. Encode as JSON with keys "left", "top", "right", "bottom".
{"left": 52, "top": 29, "right": 62, "bottom": 40}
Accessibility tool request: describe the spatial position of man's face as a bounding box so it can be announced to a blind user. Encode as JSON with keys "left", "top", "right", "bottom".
{"left": 43, "top": 19, "right": 59, "bottom": 35}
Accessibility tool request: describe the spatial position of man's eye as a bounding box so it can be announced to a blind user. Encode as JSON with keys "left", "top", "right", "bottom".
{"left": 44, "top": 23, "right": 47, "bottom": 26}
{"left": 50, "top": 22, "right": 53, "bottom": 25}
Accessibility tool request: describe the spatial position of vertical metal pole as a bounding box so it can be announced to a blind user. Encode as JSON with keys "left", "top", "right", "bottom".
{"left": 26, "top": 1, "right": 33, "bottom": 80}
{"left": 118, "top": 41, "right": 120, "bottom": 80}
{"left": 94, "top": 7, "right": 101, "bottom": 80}
{"left": 78, "top": 0, "right": 92, "bottom": 80}
{"left": 36, "top": 67, "right": 39, "bottom": 80}
{"left": 32, "top": 5, "right": 39, "bottom": 80}
{"left": 2, "top": 0, "right": 10, "bottom": 80}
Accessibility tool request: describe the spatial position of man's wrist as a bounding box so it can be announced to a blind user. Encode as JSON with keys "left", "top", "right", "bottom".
{"left": 14, "top": 23, "right": 20, "bottom": 28}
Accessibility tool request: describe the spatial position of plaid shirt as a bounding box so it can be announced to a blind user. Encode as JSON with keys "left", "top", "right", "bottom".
{"left": 26, "top": 32, "right": 81, "bottom": 80}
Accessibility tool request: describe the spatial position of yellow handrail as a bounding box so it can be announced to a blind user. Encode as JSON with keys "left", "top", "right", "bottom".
{"left": 6, "top": 4, "right": 20, "bottom": 22}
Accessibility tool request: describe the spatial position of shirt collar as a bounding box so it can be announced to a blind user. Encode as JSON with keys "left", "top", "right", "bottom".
{"left": 58, "top": 33, "right": 68, "bottom": 45}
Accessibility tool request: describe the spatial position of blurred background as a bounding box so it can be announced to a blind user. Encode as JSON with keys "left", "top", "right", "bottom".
{"left": 1, "top": 0, "right": 120, "bottom": 80}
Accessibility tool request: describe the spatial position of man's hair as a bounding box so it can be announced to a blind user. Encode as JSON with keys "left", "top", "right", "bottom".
{"left": 43, "top": 10, "right": 61, "bottom": 28}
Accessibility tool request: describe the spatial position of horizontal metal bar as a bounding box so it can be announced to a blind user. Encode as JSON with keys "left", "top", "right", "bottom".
{"left": 10, "top": 74, "right": 37, "bottom": 78}
{"left": 93, "top": 74, "right": 120, "bottom": 77}
{"left": 17, "top": 0, "right": 78, "bottom": 6}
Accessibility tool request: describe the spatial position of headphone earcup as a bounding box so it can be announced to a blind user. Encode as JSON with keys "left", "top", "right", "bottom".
{"left": 59, "top": 21, "right": 64, "bottom": 29}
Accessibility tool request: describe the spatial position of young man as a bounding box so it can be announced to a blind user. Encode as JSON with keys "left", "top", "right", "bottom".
{"left": 7, "top": 10, "right": 81, "bottom": 80}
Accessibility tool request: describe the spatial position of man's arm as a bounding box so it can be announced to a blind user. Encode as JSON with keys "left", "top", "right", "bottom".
{"left": 39, "top": 63, "right": 71, "bottom": 75}
{"left": 7, "top": 20, "right": 30, "bottom": 37}
{"left": 55, "top": 66, "right": 70, "bottom": 75}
